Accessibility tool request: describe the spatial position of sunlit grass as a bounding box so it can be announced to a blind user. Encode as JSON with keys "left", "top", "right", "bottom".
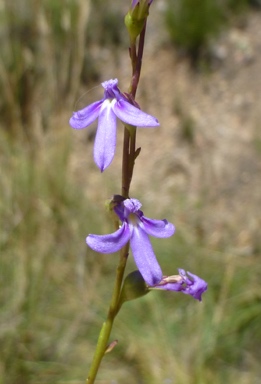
{"left": 0, "top": 129, "right": 103, "bottom": 383}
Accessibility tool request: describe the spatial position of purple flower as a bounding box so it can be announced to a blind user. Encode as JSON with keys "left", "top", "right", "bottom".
{"left": 69, "top": 79, "right": 159, "bottom": 172}
{"left": 131, "top": 0, "right": 139, "bottom": 7}
{"left": 86, "top": 198, "right": 175, "bottom": 286}
{"left": 131, "top": 0, "right": 154, "bottom": 8}
{"left": 152, "top": 269, "right": 208, "bottom": 301}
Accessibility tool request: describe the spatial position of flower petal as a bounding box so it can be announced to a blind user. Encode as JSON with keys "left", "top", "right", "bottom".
{"left": 140, "top": 217, "right": 175, "bottom": 238}
{"left": 130, "top": 226, "right": 162, "bottom": 286}
{"left": 102, "top": 79, "right": 121, "bottom": 99}
{"left": 181, "top": 270, "right": 208, "bottom": 301}
{"left": 113, "top": 99, "right": 159, "bottom": 127}
{"left": 156, "top": 282, "right": 183, "bottom": 292}
{"left": 131, "top": 0, "right": 139, "bottom": 7}
{"left": 86, "top": 222, "right": 131, "bottom": 254}
{"left": 150, "top": 270, "right": 208, "bottom": 301}
{"left": 94, "top": 99, "right": 117, "bottom": 172}
{"left": 69, "top": 100, "right": 103, "bottom": 129}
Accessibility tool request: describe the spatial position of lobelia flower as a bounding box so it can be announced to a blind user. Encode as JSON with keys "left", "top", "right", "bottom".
{"left": 69, "top": 79, "right": 159, "bottom": 172}
{"left": 86, "top": 198, "right": 175, "bottom": 286}
{"left": 151, "top": 269, "right": 208, "bottom": 301}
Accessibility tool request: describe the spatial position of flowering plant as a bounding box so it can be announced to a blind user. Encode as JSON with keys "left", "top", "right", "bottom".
{"left": 69, "top": 2, "right": 207, "bottom": 383}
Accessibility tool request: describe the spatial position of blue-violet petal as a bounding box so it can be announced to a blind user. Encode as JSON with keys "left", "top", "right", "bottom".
{"left": 130, "top": 226, "right": 163, "bottom": 286}
{"left": 69, "top": 100, "right": 103, "bottom": 129}
{"left": 113, "top": 99, "right": 159, "bottom": 127}
{"left": 86, "top": 222, "right": 132, "bottom": 254}
{"left": 94, "top": 99, "right": 117, "bottom": 172}
{"left": 141, "top": 217, "right": 175, "bottom": 238}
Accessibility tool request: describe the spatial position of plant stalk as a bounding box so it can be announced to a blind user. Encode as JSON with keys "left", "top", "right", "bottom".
{"left": 86, "top": 23, "right": 147, "bottom": 384}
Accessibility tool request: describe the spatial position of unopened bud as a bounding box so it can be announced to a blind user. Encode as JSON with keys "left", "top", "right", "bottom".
{"left": 119, "top": 270, "right": 149, "bottom": 306}
{"left": 125, "top": 1, "right": 153, "bottom": 41}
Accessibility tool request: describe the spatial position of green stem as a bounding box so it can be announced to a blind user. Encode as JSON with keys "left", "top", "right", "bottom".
{"left": 86, "top": 23, "right": 147, "bottom": 384}
{"left": 86, "top": 244, "right": 129, "bottom": 384}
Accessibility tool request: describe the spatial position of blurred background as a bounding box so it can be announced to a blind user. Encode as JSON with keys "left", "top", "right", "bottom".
{"left": 1, "top": 0, "right": 261, "bottom": 383}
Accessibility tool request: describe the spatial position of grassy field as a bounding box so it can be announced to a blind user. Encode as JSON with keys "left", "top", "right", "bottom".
{"left": 1, "top": 1, "right": 261, "bottom": 383}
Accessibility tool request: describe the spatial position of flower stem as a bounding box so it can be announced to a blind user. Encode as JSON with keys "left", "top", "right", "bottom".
{"left": 122, "top": 126, "right": 131, "bottom": 198}
{"left": 86, "top": 23, "right": 147, "bottom": 384}
{"left": 122, "top": 22, "right": 147, "bottom": 196}
{"left": 130, "top": 21, "right": 147, "bottom": 98}
{"left": 86, "top": 243, "right": 129, "bottom": 384}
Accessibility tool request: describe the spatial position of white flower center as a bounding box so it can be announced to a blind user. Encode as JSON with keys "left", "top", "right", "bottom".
{"left": 128, "top": 213, "right": 139, "bottom": 226}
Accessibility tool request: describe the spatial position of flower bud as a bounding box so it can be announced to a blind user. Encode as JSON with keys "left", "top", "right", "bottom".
{"left": 125, "top": 0, "right": 153, "bottom": 41}
{"left": 119, "top": 270, "right": 149, "bottom": 306}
